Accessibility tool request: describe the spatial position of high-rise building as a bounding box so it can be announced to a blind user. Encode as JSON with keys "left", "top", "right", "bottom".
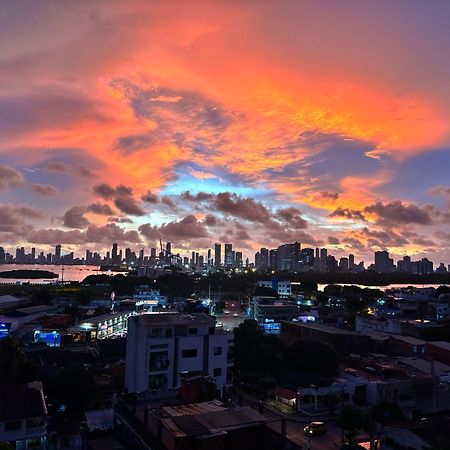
{"left": 235, "top": 251, "right": 243, "bottom": 267}
{"left": 260, "top": 248, "right": 269, "bottom": 269}
{"left": 214, "top": 243, "right": 222, "bottom": 267}
{"left": 374, "top": 251, "right": 394, "bottom": 273}
{"left": 269, "top": 249, "right": 278, "bottom": 269}
{"left": 166, "top": 242, "right": 172, "bottom": 254}
{"left": 348, "top": 254, "right": 355, "bottom": 270}
{"left": 276, "top": 242, "right": 301, "bottom": 271}
{"left": 55, "top": 245, "right": 62, "bottom": 263}
{"left": 224, "top": 243, "right": 234, "bottom": 266}
{"left": 111, "top": 243, "right": 118, "bottom": 264}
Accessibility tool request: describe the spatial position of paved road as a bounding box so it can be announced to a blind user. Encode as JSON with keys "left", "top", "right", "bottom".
{"left": 237, "top": 389, "right": 343, "bottom": 450}
{"left": 215, "top": 312, "right": 246, "bottom": 330}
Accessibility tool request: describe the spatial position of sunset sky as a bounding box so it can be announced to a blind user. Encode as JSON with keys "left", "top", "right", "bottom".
{"left": 1, "top": 0, "right": 450, "bottom": 264}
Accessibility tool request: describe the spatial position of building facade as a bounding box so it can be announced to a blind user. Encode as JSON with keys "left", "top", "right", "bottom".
{"left": 125, "top": 313, "right": 234, "bottom": 396}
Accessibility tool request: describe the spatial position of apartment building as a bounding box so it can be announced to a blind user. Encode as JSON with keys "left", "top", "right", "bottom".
{"left": 125, "top": 313, "right": 233, "bottom": 396}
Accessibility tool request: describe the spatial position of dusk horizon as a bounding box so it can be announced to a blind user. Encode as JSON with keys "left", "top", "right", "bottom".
{"left": 1, "top": 0, "right": 450, "bottom": 265}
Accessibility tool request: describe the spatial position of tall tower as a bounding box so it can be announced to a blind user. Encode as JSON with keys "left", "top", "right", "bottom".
{"left": 55, "top": 245, "right": 62, "bottom": 263}
{"left": 214, "top": 243, "right": 222, "bottom": 267}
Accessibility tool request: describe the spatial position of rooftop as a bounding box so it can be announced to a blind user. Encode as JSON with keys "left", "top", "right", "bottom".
{"left": 428, "top": 341, "right": 450, "bottom": 351}
{"left": 137, "top": 312, "right": 215, "bottom": 327}
{"left": 283, "top": 321, "right": 365, "bottom": 336}
{"left": 159, "top": 400, "right": 267, "bottom": 437}
{"left": 0, "top": 382, "right": 47, "bottom": 420}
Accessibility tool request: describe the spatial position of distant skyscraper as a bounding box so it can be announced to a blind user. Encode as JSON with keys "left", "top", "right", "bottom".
{"left": 348, "top": 254, "right": 355, "bottom": 269}
{"left": 55, "top": 244, "right": 62, "bottom": 263}
{"left": 235, "top": 251, "right": 243, "bottom": 267}
{"left": 214, "top": 243, "right": 221, "bottom": 267}
{"left": 166, "top": 242, "right": 172, "bottom": 254}
{"left": 374, "top": 251, "right": 394, "bottom": 273}
{"left": 111, "top": 243, "right": 118, "bottom": 263}
{"left": 224, "top": 243, "right": 233, "bottom": 266}
{"left": 260, "top": 248, "right": 269, "bottom": 269}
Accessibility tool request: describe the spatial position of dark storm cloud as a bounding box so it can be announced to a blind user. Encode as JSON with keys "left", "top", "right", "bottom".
{"left": 365, "top": 200, "right": 433, "bottom": 225}
{"left": 63, "top": 206, "right": 90, "bottom": 229}
{"left": 45, "top": 160, "right": 94, "bottom": 178}
{"left": 0, "top": 165, "right": 24, "bottom": 190}
{"left": 30, "top": 183, "right": 59, "bottom": 196}
{"left": 180, "top": 191, "right": 214, "bottom": 202}
{"left": 141, "top": 191, "right": 159, "bottom": 203}
{"left": 87, "top": 203, "right": 114, "bottom": 216}
{"left": 26, "top": 223, "right": 141, "bottom": 246}
{"left": 328, "top": 236, "right": 340, "bottom": 245}
{"left": 0, "top": 204, "right": 43, "bottom": 233}
{"left": 330, "top": 200, "right": 435, "bottom": 226}
{"left": 329, "top": 208, "right": 366, "bottom": 221}
{"left": 213, "top": 192, "right": 271, "bottom": 222}
{"left": 139, "top": 215, "right": 210, "bottom": 242}
{"left": 93, "top": 183, "right": 146, "bottom": 216}
{"left": 276, "top": 207, "right": 308, "bottom": 229}
{"left": 113, "top": 196, "right": 146, "bottom": 216}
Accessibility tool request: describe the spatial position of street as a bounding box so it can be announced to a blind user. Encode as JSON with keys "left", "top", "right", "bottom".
{"left": 215, "top": 312, "right": 246, "bottom": 331}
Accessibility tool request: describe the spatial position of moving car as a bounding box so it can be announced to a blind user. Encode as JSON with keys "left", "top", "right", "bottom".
{"left": 303, "top": 421, "right": 327, "bottom": 436}
{"left": 224, "top": 310, "right": 230, "bottom": 314}
{"left": 233, "top": 313, "right": 238, "bottom": 317}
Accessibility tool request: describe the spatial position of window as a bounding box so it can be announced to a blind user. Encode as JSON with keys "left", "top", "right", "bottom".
{"left": 27, "top": 438, "right": 42, "bottom": 449}
{"left": 214, "top": 368, "right": 222, "bottom": 377}
{"left": 26, "top": 418, "right": 45, "bottom": 428}
{"left": 165, "top": 328, "right": 172, "bottom": 338}
{"left": 151, "top": 328, "right": 162, "bottom": 337}
{"left": 214, "top": 346, "right": 222, "bottom": 356}
{"left": 182, "top": 349, "right": 197, "bottom": 358}
{"left": 188, "top": 327, "right": 198, "bottom": 335}
{"left": 5, "top": 420, "right": 21, "bottom": 431}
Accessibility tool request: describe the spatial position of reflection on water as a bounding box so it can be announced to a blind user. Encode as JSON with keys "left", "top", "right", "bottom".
{"left": 0, "top": 264, "right": 125, "bottom": 284}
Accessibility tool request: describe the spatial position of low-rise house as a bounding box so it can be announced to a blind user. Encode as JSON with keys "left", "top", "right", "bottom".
{"left": 0, "top": 382, "right": 47, "bottom": 450}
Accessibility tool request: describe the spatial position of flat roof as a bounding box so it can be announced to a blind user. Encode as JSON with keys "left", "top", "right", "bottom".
{"left": 283, "top": 321, "right": 365, "bottom": 336}
{"left": 428, "top": 341, "right": 450, "bottom": 351}
{"left": 138, "top": 312, "right": 215, "bottom": 327}
{"left": 160, "top": 401, "right": 267, "bottom": 437}
{"left": 0, "top": 295, "right": 22, "bottom": 304}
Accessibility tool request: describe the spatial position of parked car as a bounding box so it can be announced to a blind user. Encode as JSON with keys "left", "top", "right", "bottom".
{"left": 304, "top": 421, "right": 327, "bottom": 436}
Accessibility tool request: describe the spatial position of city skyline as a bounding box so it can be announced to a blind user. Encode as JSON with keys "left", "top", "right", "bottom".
{"left": 1, "top": 1, "right": 450, "bottom": 263}
{"left": 1, "top": 242, "right": 448, "bottom": 275}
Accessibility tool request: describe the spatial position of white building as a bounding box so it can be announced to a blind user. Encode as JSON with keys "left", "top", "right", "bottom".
{"left": 0, "top": 382, "right": 47, "bottom": 450}
{"left": 256, "top": 280, "right": 292, "bottom": 297}
{"left": 125, "top": 313, "right": 233, "bottom": 396}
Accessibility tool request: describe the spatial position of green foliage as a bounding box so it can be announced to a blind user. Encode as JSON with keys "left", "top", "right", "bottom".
{"left": 234, "top": 320, "right": 284, "bottom": 375}
{"left": 336, "top": 405, "right": 367, "bottom": 434}
{"left": 299, "top": 281, "right": 318, "bottom": 293}
{"left": 284, "top": 339, "right": 339, "bottom": 377}
{"left": 369, "top": 401, "right": 404, "bottom": 426}
{"left": 0, "top": 338, "right": 39, "bottom": 383}
{"left": 31, "top": 288, "right": 53, "bottom": 304}
{"left": 44, "top": 363, "right": 96, "bottom": 418}
{"left": 0, "top": 269, "right": 58, "bottom": 279}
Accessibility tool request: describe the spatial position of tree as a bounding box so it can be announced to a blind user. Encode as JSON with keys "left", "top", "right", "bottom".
{"left": 336, "top": 405, "right": 367, "bottom": 444}
{"left": 0, "top": 338, "right": 39, "bottom": 383}
{"left": 284, "top": 340, "right": 339, "bottom": 377}
{"left": 234, "top": 320, "right": 285, "bottom": 377}
{"left": 369, "top": 401, "right": 403, "bottom": 426}
{"left": 322, "top": 392, "right": 340, "bottom": 415}
{"left": 44, "top": 363, "right": 96, "bottom": 419}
